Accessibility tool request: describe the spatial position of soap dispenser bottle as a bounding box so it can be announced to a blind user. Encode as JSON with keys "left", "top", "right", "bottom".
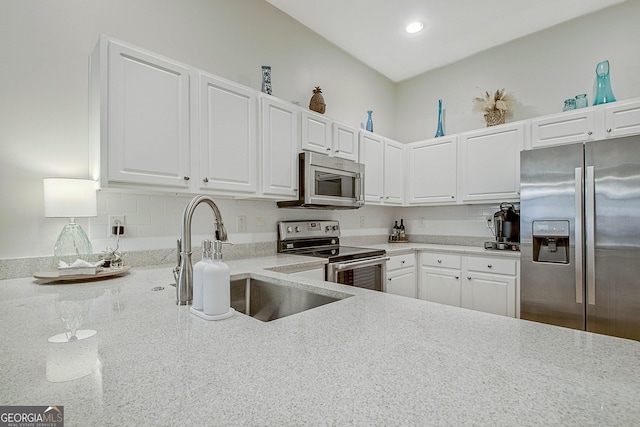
{"left": 202, "top": 240, "right": 231, "bottom": 316}
{"left": 192, "top": 240, "right": 213, "bottom": 311}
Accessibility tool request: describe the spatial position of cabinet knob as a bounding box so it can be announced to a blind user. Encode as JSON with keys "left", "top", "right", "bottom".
{"left": 487, "top": 264, "right": 492, "bottom": 269}
{"left": 437, "top": 259, "right": 442, "bottom": 263}
{"left": 607, "top": 128, "right": 612, "bottom": 133}
{"left": 326, "top": 147, "right": 331, "bottom": 151}
{"left": 588, "top": 131, "right": 593, "bottom": 136}
{"left": 455, "top": 276, "right": 459, "bottom": 280}
{"left": 388, "top": 278, "right": 392, "bottom": 281}
{"left": 451, "top": 195, "right": 455, "bottom": 198}
{"left": 202, "top": 177, "right": 209, "bottom": 183}
{"left": 183, "top": 176, "right": 190, "bottom": 181}
{"left": 401, "top": 260, "right": 405, "bottom": 264}
{"left": 467, "top": 276, "right": 472, "bottom": 280}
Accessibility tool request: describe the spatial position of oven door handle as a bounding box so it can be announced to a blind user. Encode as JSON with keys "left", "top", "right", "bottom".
{"left": 333, "top": 256, "right": 390, "bottom": 271}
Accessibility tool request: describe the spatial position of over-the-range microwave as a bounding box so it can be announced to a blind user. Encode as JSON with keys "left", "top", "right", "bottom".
{"left": 277, "top": 151, "right": 365, "bottom": 209}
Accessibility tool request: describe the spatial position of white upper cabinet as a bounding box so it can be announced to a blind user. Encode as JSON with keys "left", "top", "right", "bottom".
{"left": 260, "top": 95, "right": 299, "bottom": 198}
{"left": 530, "top": 109, "right": 597, "bottom": 149}
{"left": 359, "top": 131, "right": 385, "bottom": 203}
{"left": 458, "top": 123, "right": 524, "bottom": 202}
{"left": 332, "top": 121, "right": 359, "bottom": 161}
{"left": 603, "top": 98, "right": 640, "bottom": 139}
{"left": 301, "top": 110, "right": 359, "bottom": 161}
{"left": 383, "top": 138, "right": 404, "bottom": 205}
{"left": 406, "top": 136, "right": 457, "bottom": 205}
{"left": 301, "top": 110, "right": 332, "bottom": 154}
{"left": 197, "top": 72, "right": 257, "bottom": 194}
{"left": 359, "top": 131, "right": 404, "bottom": 205}
{"left": 91, "top": 37, "right": 191, "bottom": 189}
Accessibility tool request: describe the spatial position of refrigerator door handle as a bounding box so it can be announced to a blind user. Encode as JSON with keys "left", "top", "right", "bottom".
{"left": 574, "top": 167, "right": 583, "bottom": 304}
{"left": 585, "top": 166, "right": 596, "bottom": 305}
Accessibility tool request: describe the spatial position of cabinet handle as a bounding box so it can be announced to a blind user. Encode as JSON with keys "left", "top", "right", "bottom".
{"left": 202, "top": 177, "right": 209, "bottom": 183}
{"left": 588, "top": 131, "right": 593, "bottom": 136}
{"left": 183, "top": 176, "right": 190, "bottom": 181}
{"left": 607, "top": 128, "right": 612, "bottom": 133}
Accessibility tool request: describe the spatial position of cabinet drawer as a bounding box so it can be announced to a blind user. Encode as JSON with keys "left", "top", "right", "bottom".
{"left": 466, "top": 256, "right": 517, "bottom": 275}
{"left": 387, "top": 253, "right": 415, "bottom": 271}
{"left": 420, "top": 252, "right": 461, "bottom": 269}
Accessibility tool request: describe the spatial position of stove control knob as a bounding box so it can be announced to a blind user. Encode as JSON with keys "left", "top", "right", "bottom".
{"left": 287, "top": 226, "right": 293, "bottom": 233}
{"left": 295, "top": 226, "right": 301, "bottom": 232}
{"left": 325, "top": 225, "right": 331, "bottom": 232}
{"left": 332, "top": 225, "right": 339, "bottom": 231}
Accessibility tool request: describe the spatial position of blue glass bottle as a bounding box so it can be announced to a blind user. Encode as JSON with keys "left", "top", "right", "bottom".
{"left": 435, "top": 99, "right": 445, "bottom": 137}
{"left": 593, "top": 60, "right": 616, "bottom": 105}
{"left": 366, "top": 110, "right": 373, "bottom": 132}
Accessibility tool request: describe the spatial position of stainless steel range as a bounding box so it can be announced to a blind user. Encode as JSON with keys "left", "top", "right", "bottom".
{"left": 277, "top": 220, "right": 388, "bottom": 291}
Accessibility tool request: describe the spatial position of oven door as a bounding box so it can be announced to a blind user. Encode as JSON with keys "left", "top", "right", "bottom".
{"left": 326, "top": 257, "right": 389, "bottom": 292}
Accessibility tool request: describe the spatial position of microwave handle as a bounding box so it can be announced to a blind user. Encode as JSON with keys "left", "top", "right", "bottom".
{"left": 356, "top": 173, "right": 364, "bottom": 202}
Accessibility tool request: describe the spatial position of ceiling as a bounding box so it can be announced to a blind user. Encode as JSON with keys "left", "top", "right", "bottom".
{"left": 266, "top": 0, "right": 627, "bottom": 82}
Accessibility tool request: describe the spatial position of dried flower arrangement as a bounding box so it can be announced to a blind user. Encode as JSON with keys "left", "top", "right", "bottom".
{"left": 472, "top": 89, "right": 515, "bottom": 126}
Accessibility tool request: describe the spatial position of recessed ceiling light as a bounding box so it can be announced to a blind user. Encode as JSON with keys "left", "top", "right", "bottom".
{"left": 406, "top": 22, "right": 424, "bottom": 34}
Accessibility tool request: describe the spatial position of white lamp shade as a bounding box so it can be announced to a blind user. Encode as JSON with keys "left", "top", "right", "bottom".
{"left": 43, "top": 178, "right": 97, "bottom": 218}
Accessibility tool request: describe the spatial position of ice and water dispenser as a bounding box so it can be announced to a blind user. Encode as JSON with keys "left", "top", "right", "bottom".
{"left": 532, "top": 220, "right": 570, "bottom": 264}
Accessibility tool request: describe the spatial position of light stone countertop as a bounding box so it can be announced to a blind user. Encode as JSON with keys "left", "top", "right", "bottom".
{"left": 365, "top": 242, "right": 521, "bottom": 258}
{"left": 1, "top": 253, "right": 639, "bottom": 426}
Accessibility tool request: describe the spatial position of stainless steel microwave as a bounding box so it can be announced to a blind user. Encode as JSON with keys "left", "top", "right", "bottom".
{"left": 277, "top": 151, "right": 365, "bottom": 209}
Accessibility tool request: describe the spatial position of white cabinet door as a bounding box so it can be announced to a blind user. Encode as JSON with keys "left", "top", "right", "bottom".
{"left": 407, "top": 137, "right": 457, "bottom": 205}
{"left": 332, "top": 121, "right": 359, "bottom": 161}
{"left": 387, "top": 269, "right": 416, "bottom": 298}
{"left": 603, "top": 99, "right": 640, "bottom": 139}
{"left": 359, "top": 131, "right": 385, "bottom": 203}
{"left": 419, "top": 266, "right": 461, "bottom": 307}
{"left": 462, "top": 274, "right": 516, "bottom": 317}
{"left": 101, "top": 39, "right": 191, "bottom": 189}
{"left": 198, "top": 73, "right": 257, "bottom": 194}
{"left": 459, "top": 123, "right": 524, "bottom": 202}
{"left": 383, "top": 139, "right": 404, "bottom": 205}
{"left": 530, "top": 109, "right": 597, "bottom": 149}
{"left": 301, "top": 110, "right": 331, "bottom": 154}
{"left": 260, "top": 96, "right": 299, "bottom": 198}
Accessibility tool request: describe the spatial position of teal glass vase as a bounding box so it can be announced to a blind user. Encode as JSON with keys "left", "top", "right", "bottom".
{"left": 593, "top": 60, "right": 616, "bottom": 105}
{"left": 366, "top": 110, "right": 373, "bottom": 132}
{"left": 435, "top": 99, "right": 445, "bottom": 137}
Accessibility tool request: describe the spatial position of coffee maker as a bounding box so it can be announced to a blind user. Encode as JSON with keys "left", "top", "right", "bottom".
{"left": 485, "top": 202, "right": 520, "bottom": 250}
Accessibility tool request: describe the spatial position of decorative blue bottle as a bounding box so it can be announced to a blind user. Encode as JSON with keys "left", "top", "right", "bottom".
{"left": 593, "top": 60, "right": 616, "bottom": 105}
{"left": 435, "top": 99, "right": 445, "bottom": 137}
{"left": 366, "top": 110, "right": 373, "bottom": 132}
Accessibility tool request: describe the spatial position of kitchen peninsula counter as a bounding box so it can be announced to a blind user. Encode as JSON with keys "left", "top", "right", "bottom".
{"left": 1, "top": 256, "right": 638, "bottom": 426}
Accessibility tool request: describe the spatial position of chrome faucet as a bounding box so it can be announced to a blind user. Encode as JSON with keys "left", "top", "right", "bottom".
{"left": 173, "top": 195, "right": 228, "bottom": 305}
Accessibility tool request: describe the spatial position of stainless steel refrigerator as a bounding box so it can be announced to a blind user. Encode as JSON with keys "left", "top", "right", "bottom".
{"left": 520, "top": 135, "right": 640, "bottom": 342}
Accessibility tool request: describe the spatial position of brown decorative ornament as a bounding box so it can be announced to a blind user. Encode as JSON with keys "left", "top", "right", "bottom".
{"left": 309, "top": 86, "right": 326, "bottom": 114}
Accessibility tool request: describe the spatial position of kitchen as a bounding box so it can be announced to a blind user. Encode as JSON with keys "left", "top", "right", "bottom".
{"left": 2, "top": 0, "right": 640, "bottom": 425}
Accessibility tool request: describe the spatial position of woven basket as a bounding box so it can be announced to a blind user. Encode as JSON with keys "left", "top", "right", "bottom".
{"left": 484, "top": 110, "right": 506, "bottom": 127}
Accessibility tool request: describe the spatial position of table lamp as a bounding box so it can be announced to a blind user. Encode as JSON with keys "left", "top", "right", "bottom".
{"left": 43, "top": 178, "right": 97, "bottom": 268}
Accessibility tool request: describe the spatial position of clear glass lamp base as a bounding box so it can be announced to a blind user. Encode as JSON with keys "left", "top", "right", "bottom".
{"left": 53, "top": 220, "right": 94, "bottom": 268}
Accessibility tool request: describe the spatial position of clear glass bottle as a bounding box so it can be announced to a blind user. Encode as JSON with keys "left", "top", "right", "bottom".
{"left": 593, "top": 60, "right": 616, "bottom": 105}
{"left": 575, "top": 93, "right": 588, "bottom": 109}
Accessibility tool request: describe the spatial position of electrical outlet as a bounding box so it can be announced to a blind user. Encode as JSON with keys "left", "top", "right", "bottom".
{"left": 485, "top": 216, "right": 493, "bottom": 229}
{"left": 256, "top": 217, "right": 265, "bottom": 227}
{"left": 360, "top": 216, "right": 365, "bottom": 228}
{"left": 419, "top": 217, "right": 426, "bottom": 228}
{"left": 237, "top": 215, "right": 247, "bottom": 232}
{"left": 109, "top": 215, "right": 125, "bottom": 236}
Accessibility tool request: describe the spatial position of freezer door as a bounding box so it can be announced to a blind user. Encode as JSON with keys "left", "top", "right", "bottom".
{"left": 586, "top": 136, "right": 640, "bottom": 341}
{"left": 520, "top": 143, "right": 585, "bottom": 330}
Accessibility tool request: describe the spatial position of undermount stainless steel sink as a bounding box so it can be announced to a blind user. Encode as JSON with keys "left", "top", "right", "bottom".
{"left": 230, "top": 278, "right": 348, "bottom": 322}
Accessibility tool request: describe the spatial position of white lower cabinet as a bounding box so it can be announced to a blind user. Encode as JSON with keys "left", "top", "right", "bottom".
{"left": 385, "top": 253, "right": 416, "bottom": 298}
{"left": 419, "top": 251, "right": 518, "bottom": 318}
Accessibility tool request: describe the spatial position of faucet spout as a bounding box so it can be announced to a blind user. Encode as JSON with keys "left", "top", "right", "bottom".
{"left": 175, "top": 195, "right": 227, "bottom": 305}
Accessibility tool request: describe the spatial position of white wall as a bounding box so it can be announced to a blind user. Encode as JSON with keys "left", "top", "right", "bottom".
{"left": 394, "top": 1, "right": 640, "bottom": 142}
{"left": 0, "top": 0, "right": 396, "bottom": 259}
